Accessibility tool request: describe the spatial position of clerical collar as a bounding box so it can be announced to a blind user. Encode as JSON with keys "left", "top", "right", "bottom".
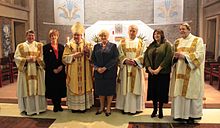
{"left": 25, "top": 40, "right": 35, "bottom": 44}
{"left": 184, "top": 33, "right": 192, "bottom": 40}
{"left": 128, "top": 37, "right": 138, "bottom": 41}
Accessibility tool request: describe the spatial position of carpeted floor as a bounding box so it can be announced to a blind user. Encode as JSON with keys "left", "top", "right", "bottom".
{"left": 128, "top": 122, "right": 220, "bottom": 128}
{"left": 0, "top": 116, "right": 55, "bottom": 128}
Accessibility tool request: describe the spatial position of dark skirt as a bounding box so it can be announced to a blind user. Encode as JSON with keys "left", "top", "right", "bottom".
{"left": 147, "top": 73, "right": 170, "bottom": 103}
{"left": 94, "top": 78, "right": 116, "bottom": 96}
{"left": 45, "top": 70, "right": 66, "bottom": 99}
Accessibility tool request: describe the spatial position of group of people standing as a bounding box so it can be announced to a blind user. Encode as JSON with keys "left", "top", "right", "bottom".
{"left": 14, "top": 22, "right": 205, "bottom": 124}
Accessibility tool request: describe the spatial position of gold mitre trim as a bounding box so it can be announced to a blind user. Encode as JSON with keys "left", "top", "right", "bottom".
{"left": 71, "top": 22, "right": 85, "bottom": 34}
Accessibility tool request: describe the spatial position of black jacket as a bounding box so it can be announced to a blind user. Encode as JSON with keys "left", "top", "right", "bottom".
{"left": 43, "top": 43, "right": 66, "bottom": 99}
{"left": 91, "top": 42, "right": 119, "bottom": 79}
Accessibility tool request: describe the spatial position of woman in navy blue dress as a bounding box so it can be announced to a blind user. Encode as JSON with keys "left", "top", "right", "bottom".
{"left": 91, "top": 30, "right": 119, "bottom": 116}
{"left": 43, "top": 29, "right": 66, "bottom": 112}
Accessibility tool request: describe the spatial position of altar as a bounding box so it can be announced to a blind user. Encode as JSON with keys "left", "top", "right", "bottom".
{"left": 85, "top": 20, "right": 154, "bottom": 46}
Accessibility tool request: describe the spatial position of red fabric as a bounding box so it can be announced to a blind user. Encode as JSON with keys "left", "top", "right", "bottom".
{"left": 51, "top": 44, "right": 58, "bottom": 59}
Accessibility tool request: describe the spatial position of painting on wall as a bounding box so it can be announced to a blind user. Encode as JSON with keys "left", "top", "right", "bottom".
{"left": 154, "top": 0, "right": 183, "bottom": 24}
{"left": 1, "top": 17, "right": 12, "bottom": 57}
{"left": 54, "top": 0, "right": 84, "bottom": 25}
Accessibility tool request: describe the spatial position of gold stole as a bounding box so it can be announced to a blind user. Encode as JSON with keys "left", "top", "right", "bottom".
{"left": 76, "top": 43, "right": 84, "bottom": 94}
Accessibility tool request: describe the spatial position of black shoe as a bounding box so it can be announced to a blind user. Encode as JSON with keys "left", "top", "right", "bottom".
{"left": 158, "top": 113, "right": 163, "bottom": 118}
{"left": 130, "top": 111, "right": 142, "bottom": 115}
{"left": 21, "top": 111, "right": 27, "bottom": 115}
{"left": 105, "top": 112, "right": 111, "bottom": 116}
{"left": 158, "top": 111, "right": 163, "bottom": 119}
{"left": 173, "top": 118, "right": 183, "bottom": 121}
{"left": 151, "top": 110, "right": 157, "bottom": 118}
{"left": 71, "top": 110, "right": 76, "bottom": 113}
{"left": 189, "top": 117, "right": 202, "bottom": 120}
{"left": 129, "top": 112, "right": 138, "bottom": 115}
{"left": 28, "top": 113, "right": 37, "bottom": 116}
{"left": 105, "top": 109, "right": 111, "bottom": 116}
{"left": 136, "top": 111, "right": 143, "bottom": 114}
{"left": 187, "top": 118, "right": 195, "bottom": 124}
{"left": 79, "top": 110, "right": 86, "bottom": 113}
{"left": 58, "top": 106, "right": 63, "bottom": 112}
{"left": 96, "top": 110, "right": 103, "bottom": 115}
{"left": 53, "top": 107, "right": 58, "bottom": 112}
{"left": 121, "top": 110, "right": 128, "bottom": 114}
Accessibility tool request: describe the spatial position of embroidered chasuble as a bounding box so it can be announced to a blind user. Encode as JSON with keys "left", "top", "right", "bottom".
{"left": 14, "top": 41, "right": 45, "bottom": 97}
{"left": 118, "top": 38, "right": 145, "bottom": 95}
{"left": 62, "top": 40, "right": 93, "bottom": 96}
{"left": 169, "top": 34, "right": 205, "bottom": 99}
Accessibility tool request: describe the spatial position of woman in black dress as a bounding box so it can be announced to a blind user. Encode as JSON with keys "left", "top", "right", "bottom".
{"left": 144, "top": 29, "right": 173, "bottom": 118}
{"left": 91, "top": 29, "right": 119, "bottom": 116}
{"left": 43, "top": 29, "right": 66, "bottom": 112}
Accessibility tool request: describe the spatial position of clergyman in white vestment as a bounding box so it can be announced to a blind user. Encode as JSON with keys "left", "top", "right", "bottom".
{"left": 116, "top": 24, "right": 146, "bottom": 114}
{"left": 14, "top": 30, "right": 47, "bottom": 116}
{"left": 169, "top": 23, "right": 205, "bottom": 124}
